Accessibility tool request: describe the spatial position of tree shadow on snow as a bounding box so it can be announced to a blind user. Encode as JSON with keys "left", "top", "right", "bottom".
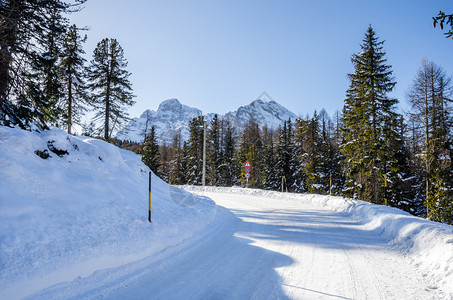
{"left": 24, "top": 206, "right": 294, "bottom": 300}
{"left": 229, "top": 207, "right": 397, "bottom": 251}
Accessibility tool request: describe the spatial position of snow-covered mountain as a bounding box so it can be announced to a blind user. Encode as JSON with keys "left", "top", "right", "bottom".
{"left": 116, "top": 98, "right": 299, "bottom": 144}
{"left": 224, "top": 99, "right": 298, "bottom": 130}
{"left": 116, "top": 98, "right": 202, "bottom": 145}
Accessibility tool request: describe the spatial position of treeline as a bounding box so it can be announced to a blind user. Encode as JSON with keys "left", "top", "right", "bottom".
{"left": 138, "top": 26, "right": 453, "bottom": 224}
{"left": 0, "top": 0, "right": 134, "bottom": 140}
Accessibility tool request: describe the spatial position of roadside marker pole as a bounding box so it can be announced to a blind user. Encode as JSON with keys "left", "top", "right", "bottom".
{"left": 281, "top": 176, "right": 287, "bottom": 193}
{"left": 384, "top": 173, "right": 388, "bottom": 207}
{"left": 329, "top": 173, "right": 332, "bottom": 196}
{"left": 149, "top": 171, "right": 152, "bottom": 223}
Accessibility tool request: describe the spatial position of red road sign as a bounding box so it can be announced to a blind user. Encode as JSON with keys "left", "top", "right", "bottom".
{"left": 244, "top": 172, "right": 251, "bottom": 179}
{"left": 244, "top": 160, "right": 251, "bottom": 168}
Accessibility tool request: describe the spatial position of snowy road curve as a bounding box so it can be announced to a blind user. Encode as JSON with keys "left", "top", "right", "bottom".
{"left": 29, "top": 189, "right": 444, "bottom": 299}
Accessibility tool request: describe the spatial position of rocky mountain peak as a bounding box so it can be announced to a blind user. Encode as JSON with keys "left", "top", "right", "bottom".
{"left": 117, "top": 98, "right": 299, "bottom": 144}
{"left": 158, "top": 98, "right": 182, "bottom": 111}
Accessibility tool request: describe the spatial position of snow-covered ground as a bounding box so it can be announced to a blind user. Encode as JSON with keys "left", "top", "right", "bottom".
{"left": 0, "top": 126, "right": 216, "bottom": 299}
{"left": 190, "top": 187, "right": 453, "bottom": 299}
{"left": 1, "top": 126, "right": 453, "bottom": 299}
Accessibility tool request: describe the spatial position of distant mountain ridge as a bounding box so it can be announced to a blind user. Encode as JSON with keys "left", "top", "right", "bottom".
{"left": 116, "top": 98, "right": 298, "bottom": 145}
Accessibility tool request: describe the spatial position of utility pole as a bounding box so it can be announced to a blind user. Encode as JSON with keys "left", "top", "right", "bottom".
{"left": 202, "top": 120, "right": 207, "bottom": 186}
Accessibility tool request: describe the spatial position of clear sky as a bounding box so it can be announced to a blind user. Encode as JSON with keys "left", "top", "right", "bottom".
{"left": 70, "top": 0, "right": 452, "bottom": 119}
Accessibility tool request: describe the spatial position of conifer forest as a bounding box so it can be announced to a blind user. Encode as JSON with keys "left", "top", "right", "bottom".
{"left": 1, "top": 2, "right": 452, "bottom": 224}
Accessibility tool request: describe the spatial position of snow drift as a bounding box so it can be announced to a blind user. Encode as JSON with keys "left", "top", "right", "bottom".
{"left": 0, "top": 126, "right": 216, "bottom": 300}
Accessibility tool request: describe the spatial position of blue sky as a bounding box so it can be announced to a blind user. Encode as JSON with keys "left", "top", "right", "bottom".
{"left": 70, "top": 0, "right": 452, "bottom": 119}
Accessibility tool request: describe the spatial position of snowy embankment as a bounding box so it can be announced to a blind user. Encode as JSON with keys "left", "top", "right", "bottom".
{"left": 0, "top": 126, "right": 216, "bottom": 300}
{"left": 188, "top": 186, "right": 453, "bottom": 296}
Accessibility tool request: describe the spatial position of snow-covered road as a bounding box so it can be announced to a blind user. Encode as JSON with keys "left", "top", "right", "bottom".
{"left": 27, "top": 188, "right": 447, "bottom": 299}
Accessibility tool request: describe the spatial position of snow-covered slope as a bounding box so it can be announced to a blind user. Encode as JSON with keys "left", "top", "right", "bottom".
{"left": 0, "top": 126, "right": 216, "bottom": 300}
{"left": 116, "top": 98, "right": 298, "bottom": 144}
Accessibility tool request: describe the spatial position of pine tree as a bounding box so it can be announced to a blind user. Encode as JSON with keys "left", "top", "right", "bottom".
{"left": 169, "top": 133, "right": 187, "bottom": 185}
{"left": 275, "top": 119, "right": 296, "bottom": 192}
{"left": 326, "top": 111, "right": 345, "bottom": 195}
{"left": 0, "top": 0, "right": 85, "bottom": 128}
{"left": 158, "top": 144, "right": 171, "bottom": 182}
{"left": 293, "top": 118, "right": 309, "bottom": 192}
{"left": 16, "top": 82, "right": 48, "bottom": 129}
{"left": 185, "top": 116, "right": 205, "bottom": 185}
{"left": 87, "top": 38, "right": 135, "bottom": 141}
{"left": 314, "top": 110, "right": 345, "bottom": 195}
{"left": 59, "top": 24, "right": 88, "bottom": 134}
{"left": 207, "top": 114, "right": 222, "bottom": 185}
{"left": 36, "top": 5, "right": 68, "bottom": 125}
{"left": 218, "top": 119, "right": 237, "bottom": 187}
{"left": 341, "top": 25, "right": 399, "bottom": 204}
{"left": 263, "top": 136, "right": 280, "bottom": 190}
{"left": 380, "top": 115, "right": 422, "bottom": 212}
{"left": 301, "top": 113, "right": 326, "bottom": 194}
{"left": 140, "top": 126, "right": 160, "bottom": 174}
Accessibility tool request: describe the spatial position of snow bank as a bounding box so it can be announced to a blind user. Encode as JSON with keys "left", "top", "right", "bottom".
{"left": 188, "top": 186, "right": 453, "bottom": 297}
{"left": 0, "top": 126, "right": 216, "bottom": 300}
{"left": 331, "top": 196, "right": 453, "bottom": 297}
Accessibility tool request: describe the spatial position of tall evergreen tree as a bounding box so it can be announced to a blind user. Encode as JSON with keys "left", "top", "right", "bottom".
{"left": 275, "top": 119, "right": 296, "bottom": 192}
{"left": 0, "top": 0, "right": 85, "bottom": 128}
{"left": 158, "top": 144, "right": 171, "bottom": 182}
{"left": 324, "top": 111, "right": 345, "bottom": 195}
{"left": 311, "top": 110, "right": 345, "bottom": 195}
{"left": 301, "top": 113, "right": 326, "bottom": 194}
{"left": 218, "top": 119, "right": 236, "bottom": 187}
{"left": 169, "top": 133, "right": 187, "bottom": 185}
{"left": 341, "top": 25, "right": 399, "bottom": 204}
{"left": 185, "top": 116, "right": 205, "bottom": 185}
{"left": 36, "top": 4, "right": 68, "bottom": 125}
{"left": 293, "top": 118, "right": 309, "bottom": 192}
{"left": 385, "top": 116, "right": 423, "bottom": 214}
{"left": 263, "top": 136, "right": 280, "bottom": 190}
{"left": 87, "top": 38, "right": 135, "bottom": 141}
{"left": 59, "top": 24, "right": 88, "bottom": 134}
{"left": 140, "top": 126, "right": 160, "bottom": 174}
{"left": 207, "top": 114, "right": 222, "bottom": 185}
